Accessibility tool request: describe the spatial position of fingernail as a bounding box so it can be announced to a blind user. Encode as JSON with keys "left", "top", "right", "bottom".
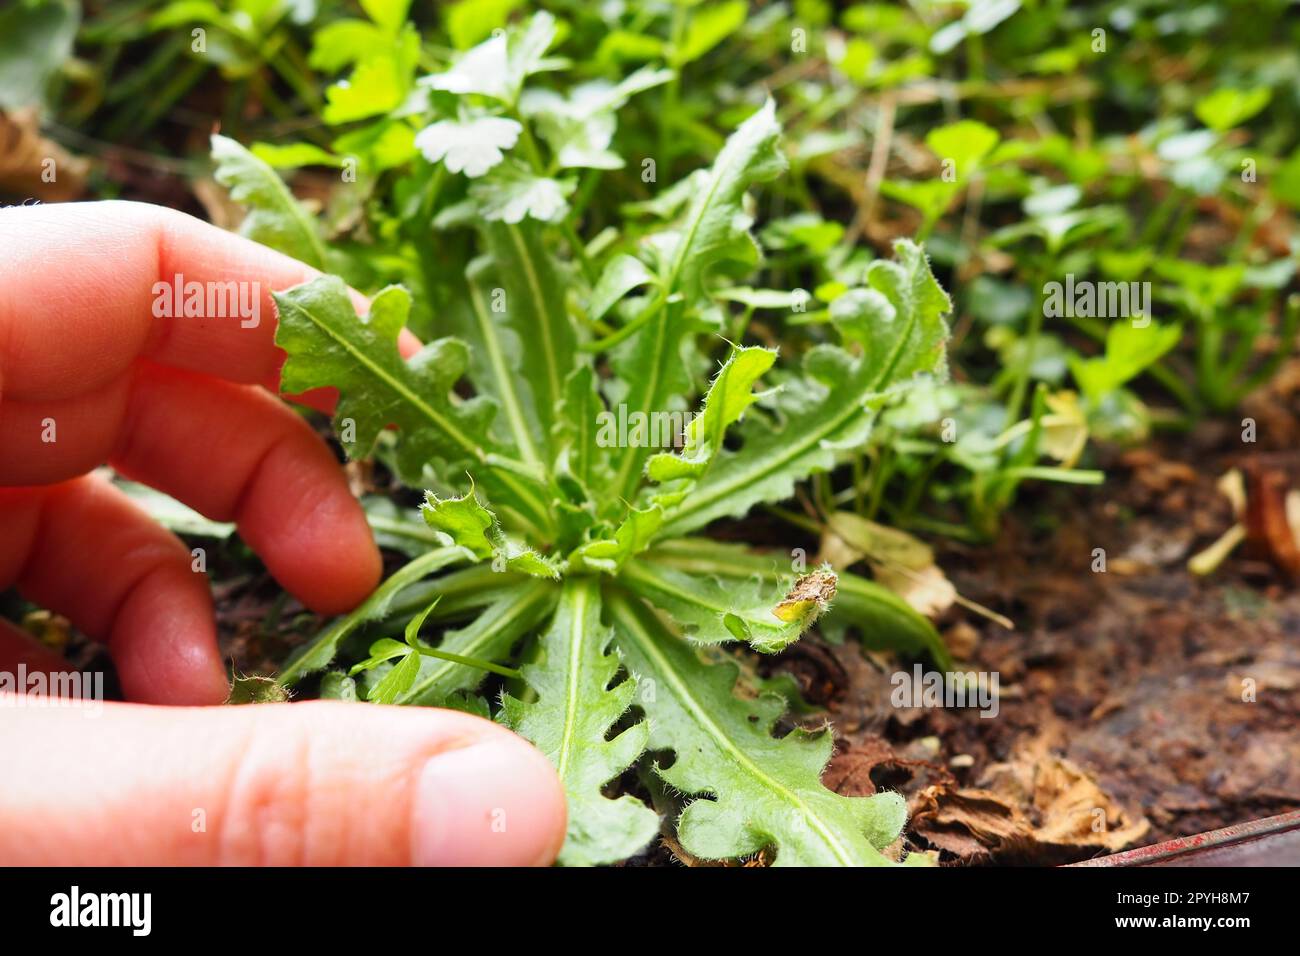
{"left": 412, "top": 740, "right": 563, "bottom": 867}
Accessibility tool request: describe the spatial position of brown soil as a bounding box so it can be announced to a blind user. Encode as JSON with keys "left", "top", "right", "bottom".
{"left": 804, "top": 388, "right": 1300, "bottom": 865}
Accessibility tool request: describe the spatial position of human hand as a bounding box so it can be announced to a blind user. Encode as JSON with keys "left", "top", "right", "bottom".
{"left": 0, "top": 201, "right": 565, "bottom": 865}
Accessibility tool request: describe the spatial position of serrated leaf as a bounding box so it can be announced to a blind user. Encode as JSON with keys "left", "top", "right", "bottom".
{"left": 276, "top": 279, "right": 485, "bottom": 473}
{"left": 211, "top": 133, "right": 326, "bottom": 269}
{"left": 829, "top": 287, "right": 896, "bottom": 346}
{"left": 646, "top": 345, "right": 775, "bottom": 486}
{"left": 422, "top": 489, "right": 559, "bottom": 578}
{"left": 414, "top": 116, "right": 522, "bottom": 178}
{"left": 421, "top": 30, "right": 511, "bottom": 100}
{"left": 273, "top": 276, "right": 554, "bottom": 534}
{"left": 653, "top": 98, "right": 787, "bottom": 304}
{"left": 503, "top": 577, "right": 659, "bottom": 866}
{"left": 572, "top": 505, "right": 664, "bottom": 574}
{"left": 605, "top": 101, "right": 786, "bottom": 499}
{"left": 608, "top": 591, "right": 909, "bottom": 865}
{"left": 621, "top": 558, "right": 833, "bottom": 653}
{"left": 658, "top": 239, "right": 951, "bottom": 538}
{"left": 421, "top": 10, "right": 559, "bottom": 105}
{"left": 523, "top": 66, "right": 673, "bottom": 170}
{"left": 644, "top": 537, "right": 953, "bottom": 669}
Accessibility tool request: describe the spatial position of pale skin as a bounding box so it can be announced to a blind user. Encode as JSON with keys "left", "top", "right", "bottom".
{"left": 0, "top": 201, "right": 566, "bottom": 866}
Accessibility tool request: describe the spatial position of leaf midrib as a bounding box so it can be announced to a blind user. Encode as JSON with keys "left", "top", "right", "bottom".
{"left": 611, "top": 300, "right": 668, "bottom": 496}
{"left": 554, "top": 579, "right": 590, "bottom": 780}
{"left": 285, "top": 296, "right": 481, "bottom": 458}
{"left": 611, "top": 594, "right": 857, "bottom": 866}
{"left": 610, "top": 122, "right": 763, "bottom": 498}
{"left": 468, "top": 279, "right": 542, "bottom": 468}
{"left": 285, "top": 295, "right": 550, "bottom": 530}
{"left": 663, "top": 126, "right": 747, "bottom": 294}
{"left": 506, "top": 224, "right": 563, "bottom": 416}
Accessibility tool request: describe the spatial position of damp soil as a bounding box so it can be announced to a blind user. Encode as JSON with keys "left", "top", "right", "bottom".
{"left": 802, "top": 385, "right": 1300, "bottom": 866}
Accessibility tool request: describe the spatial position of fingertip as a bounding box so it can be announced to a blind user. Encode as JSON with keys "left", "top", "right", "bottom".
{"left": 0, "top": 699, "right": 566, "bottom": 865}
{"left": 411, "top": 718, "right": 568, "bottom": 867}
{"left": 239, "top": 452, "right": 382, "bottom": 615}
{"left": 398, "top": 328, "right": 423, "bottom": 358}
{"left": 110, "top": 563, "right": 228, "bottom": 705}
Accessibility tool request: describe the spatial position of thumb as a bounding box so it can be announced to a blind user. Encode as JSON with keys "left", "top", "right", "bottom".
{"left": 0, "top": 697, "right": 566, "bottom": 866}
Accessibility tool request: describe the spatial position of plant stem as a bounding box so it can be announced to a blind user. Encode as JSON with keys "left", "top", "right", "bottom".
{"left": 580, "top": 288, "right": 667, "bottom": 351}
{"left": 410, "top": 644, "right": 521, "bottom": 679}
{"left": 1004, "top": 262, "right": 1046, "bottom": 428}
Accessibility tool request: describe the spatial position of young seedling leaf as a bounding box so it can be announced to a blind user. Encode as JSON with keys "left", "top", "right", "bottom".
{"left": 397, "top": 579, "right": 555, "bottom": 705}
{"left": 645, "top": 345, "right": 775, "bottom": 488}
{"left": 279, "top": 546, "right": 471, "bottom": 684}
{"left": 423, "top": 489, "right": 560, "bottom": 578}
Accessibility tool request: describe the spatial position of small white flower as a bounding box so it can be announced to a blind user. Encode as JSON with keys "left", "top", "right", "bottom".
{"left": 420, "top": 33, "right": 510, "bottom": 101}
{"left": 414, "top": 117, "right": 523, "bottom": 178}
{"left": 471, "top": 162, "right": 575, "bottom": 223}
{"left": 490, "top": 176, "right": 569, "bottom": 223}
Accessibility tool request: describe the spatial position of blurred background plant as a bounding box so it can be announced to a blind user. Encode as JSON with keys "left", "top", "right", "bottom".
{"left": 4, "top": 0, "right": 1299, "bottom": 550}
